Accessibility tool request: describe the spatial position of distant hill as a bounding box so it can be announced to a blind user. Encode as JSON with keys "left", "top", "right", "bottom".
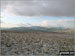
{"left": 0, "top": 26, "right": 74, "bottom": 33}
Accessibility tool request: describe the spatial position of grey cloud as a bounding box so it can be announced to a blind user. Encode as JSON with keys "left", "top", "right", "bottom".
{"left": 0, "top": 0, "right": 74, "bottom": 16}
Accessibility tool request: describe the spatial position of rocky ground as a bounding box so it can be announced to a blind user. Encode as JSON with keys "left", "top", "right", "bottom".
{"left": 0, "top": 31, "right": 74, "bottom": 56}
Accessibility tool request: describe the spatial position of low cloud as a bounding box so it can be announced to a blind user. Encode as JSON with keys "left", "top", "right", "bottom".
{"left": 41, "top": 19, "right": 75, "bottom": 29}
{"left": 1, "top": 21, "right": 21, "bottom": 28}
{"left": 1, "top": 18, "right": 74, "bottom": 29}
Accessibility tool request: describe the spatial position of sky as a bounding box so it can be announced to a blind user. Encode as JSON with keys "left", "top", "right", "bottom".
{"left": 0, "top": 0, "right": 75, "bottom": 29}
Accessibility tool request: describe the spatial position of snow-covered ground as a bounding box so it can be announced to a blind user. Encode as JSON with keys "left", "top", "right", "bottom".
{"left": 0, "top": 31, "right": 74, "bottom": 56}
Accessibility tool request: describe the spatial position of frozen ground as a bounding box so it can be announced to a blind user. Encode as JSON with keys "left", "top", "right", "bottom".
{"left": 0, "top": 31, "right": 74, "bottom": 56}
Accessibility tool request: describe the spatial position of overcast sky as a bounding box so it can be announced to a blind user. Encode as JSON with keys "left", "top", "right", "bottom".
{"left": 1, "top": 0, "right": 74, "bottom": 16}
{"left": 0, "top": 0, "right": 75, "bottom": 29}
